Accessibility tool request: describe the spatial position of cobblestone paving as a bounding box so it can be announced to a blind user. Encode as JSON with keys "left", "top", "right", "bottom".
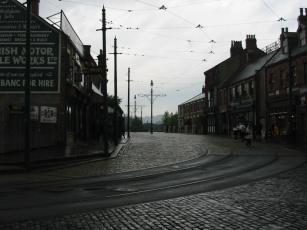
{"left": 1, "top": 159, "right": 307, "bottom": 229}
{"left": 0, "top": 133, "right": 208, "bottom": 185}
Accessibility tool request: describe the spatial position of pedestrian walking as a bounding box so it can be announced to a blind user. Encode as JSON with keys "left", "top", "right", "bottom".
{"left": 245, "top": 125, "right": 252, "bottom": 147}
{"left": 239, "top": 123, "right": 246, "bottom": 141}
{"left": 233, "top": 126, "right": 238, "bottom": 140}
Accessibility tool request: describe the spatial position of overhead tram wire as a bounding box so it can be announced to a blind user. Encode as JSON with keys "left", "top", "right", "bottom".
{"left": 165, "top": 0, "right": 222, "bottom": 9}
{"left": 114, "top": 18, "right": 296, "bottom": 31}
{"left": 58, "top": 0, "right": 152, "bottom": 12}
{"left": 260, "top": 0, "right": 287, "bottom": 28}
{"left": 261, "top": 0, "right": 280, "bottom": 18}
{"left": 131, "top": 0, "right": 215, "bottom": 41}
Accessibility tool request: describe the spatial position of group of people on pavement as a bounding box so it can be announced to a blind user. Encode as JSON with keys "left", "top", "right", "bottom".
{"left": 233, "top": 123, "right": 253, "bottom": 147}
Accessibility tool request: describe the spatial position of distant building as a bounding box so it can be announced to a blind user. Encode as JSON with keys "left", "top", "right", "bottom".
{"left": 178, "top": 88, "right": 205, "bottom": 134}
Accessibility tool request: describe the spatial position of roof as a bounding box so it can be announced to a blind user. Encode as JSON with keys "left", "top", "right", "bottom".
{"left": 204, "top": 47, "right": 266, "bottom": 90}
{"left": 204, "top": 54, "right": 242, "bottom": 89}
{"left": 228, "top": 51, "right": 277, "bottom": 85}
{"left": 179, "top": 93, "right": 205, "bottom": 106}
{"left": 266, "top": 45, "right": 307, "bottom": 67}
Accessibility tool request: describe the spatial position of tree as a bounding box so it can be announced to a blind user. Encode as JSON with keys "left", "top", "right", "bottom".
{"left": 107, "top": 95, "right": 122, "bottom": 106}
{"left": 162, "top": 111, "right": 178, "bottom": 132}
{"left": 162, "top": 111, "right": 170, "bottom": 126}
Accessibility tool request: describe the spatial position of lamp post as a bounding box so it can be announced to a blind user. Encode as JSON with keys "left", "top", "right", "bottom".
{"left": 24, "top": 0, "right": 32, "bottom": 170}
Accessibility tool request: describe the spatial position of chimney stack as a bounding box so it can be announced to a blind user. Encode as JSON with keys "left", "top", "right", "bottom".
{"left": 31, "top": 0, "right": 40, "bottom": 16}
{"left": 202, "top": 86, "right": 205, "bottom": 94}
{"left": 245, "top": 34, "right": 257, "bottom": 50}
{"left": 230, "top": 40, "right": 243, "bottom": 57}
{"left": 83, "top": 45, "right": 91, "bottom": 57}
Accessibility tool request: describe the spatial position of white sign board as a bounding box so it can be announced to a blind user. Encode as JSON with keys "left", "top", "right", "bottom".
{"left": 40, "top": 106, "right": 57, "bottom": 123}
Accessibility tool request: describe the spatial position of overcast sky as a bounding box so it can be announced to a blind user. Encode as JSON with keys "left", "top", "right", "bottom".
{"left": 31, "top": 0, "right": 306, "bottom": 117}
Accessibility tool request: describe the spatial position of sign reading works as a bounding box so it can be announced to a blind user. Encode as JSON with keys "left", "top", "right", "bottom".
{"left": 0, "top": 0, "right": 60, "bottom": 93}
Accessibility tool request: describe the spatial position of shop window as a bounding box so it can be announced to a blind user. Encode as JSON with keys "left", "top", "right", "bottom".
{"left": 249, "top": 81, "right": 254, "bottom": 95}
{"left": 243, "top": 82, "right": 249, "bottom": 96}
{"left": 231, "top": 87, "right": 236, "bottom": 99}
{"left": 237, "top": 85, "right": 242, "bottom": 96}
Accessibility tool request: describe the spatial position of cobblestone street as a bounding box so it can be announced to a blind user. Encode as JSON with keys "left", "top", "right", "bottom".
{"left": 1, "top": 133, "right": 307, "bottom": 229}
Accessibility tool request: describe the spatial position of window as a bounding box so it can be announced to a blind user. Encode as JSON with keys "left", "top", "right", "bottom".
{"left": 280, "top": 70, "right": 287, "bottom": 89}
{"left": 299, "top": 31, "right": 306, "bottom": 46}
{"left": 237, "top": 85, "right": 242, "bottom": 96}
{"left": 268, "top": 73, "right": 274, "bottom": 91}
{"left": 249, "top": 81, "right": 254, "bottom": 95}
{"left": 232, "top": 87, "right": 236, "bottom": 99}
{"left": 243, "top": 82, "right": 249, "bottom": 95}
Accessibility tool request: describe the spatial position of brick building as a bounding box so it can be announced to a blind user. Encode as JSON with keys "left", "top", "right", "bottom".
{"left": 178, "top": 88, "right": 205, "bottom": 134}
{"left": 202, "top": 8, "right": 307, "bottom": 144}
{"left": 264, "top": 8, "right": 307, "bottom": 143}
{"left": 204, "top": 35, "right": 266, "bottom": 135}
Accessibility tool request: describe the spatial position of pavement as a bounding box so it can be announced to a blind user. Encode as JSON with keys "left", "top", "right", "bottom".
{"left": 0, "top": 137, "right": 129, "bottom": 173}
{"left": 0, "top": 132, "right": 306, "bottom": 229}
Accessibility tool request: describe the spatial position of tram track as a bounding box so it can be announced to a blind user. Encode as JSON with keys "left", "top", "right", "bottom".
{"left": 0, "top": 151, "right": 305, "bottom": 223}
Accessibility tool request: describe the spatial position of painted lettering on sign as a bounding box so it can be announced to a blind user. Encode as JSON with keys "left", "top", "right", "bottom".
{"left": 0, "top": 0, "right": 60, "bottom": 92}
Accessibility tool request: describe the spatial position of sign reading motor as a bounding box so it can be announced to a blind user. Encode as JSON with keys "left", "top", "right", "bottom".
{"left": 0, "top": 0, "right": 60, "bottom": 92}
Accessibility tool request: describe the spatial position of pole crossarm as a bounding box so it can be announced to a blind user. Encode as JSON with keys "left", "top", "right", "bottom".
{"left": 138, "top": 93, "right": 166, "bottom": 103}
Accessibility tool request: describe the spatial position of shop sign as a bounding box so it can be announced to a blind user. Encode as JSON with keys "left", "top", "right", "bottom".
{"left": 0, "top": 0, "right": 60, "bottom": 92}
{"left": 40, "top": 106, "right": 57, "bottom": 123}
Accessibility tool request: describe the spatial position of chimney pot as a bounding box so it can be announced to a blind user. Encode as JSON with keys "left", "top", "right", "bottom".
{"left": 286, "top": 27, "right": 288, "bottom": 32}
{"left": 300, "top": 8, "right": 303, "bottom": 15}
{"left": 282, "top": 28, "right": 284, "bottom": 33}
{"left": 31, "top": 0, "right": 40, "bottom": 16}
{"left": 305, "top": 8, "right": 307, "bottom": 15}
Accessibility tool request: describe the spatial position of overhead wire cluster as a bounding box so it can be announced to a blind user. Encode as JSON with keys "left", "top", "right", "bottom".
{"left": 54, "top": 0, "right": 290, "bottom": 96}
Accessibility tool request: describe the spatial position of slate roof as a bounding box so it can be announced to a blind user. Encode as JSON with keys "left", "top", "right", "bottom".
{"left": 179, "top": 93, "right": 205, "bottom": 106}
{"left": 228, "top": 51, "right": 277, "bottom": 85}
{"left": 266, "top": 45, "right": 307, "bottom": 67}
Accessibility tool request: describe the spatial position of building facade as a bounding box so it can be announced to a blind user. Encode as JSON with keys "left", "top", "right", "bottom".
{"left": 204, "top": 35, "right": 266, "bottom": 135}
{"left": 178, "top": 89, "right": 205, "bottom": 134}
{"left": 201, "top": 8, "right": 307, "bottom": 144}
{"left": 0, "top": 0, "right": 123, "bottom": 154}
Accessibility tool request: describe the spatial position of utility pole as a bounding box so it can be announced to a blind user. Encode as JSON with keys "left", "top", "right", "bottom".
{"left": 134, "top": 95, "right": 137, "bottom": 120}
{"left": 25, "top": 0, "right": 32, "bottom": 170}
{"left": 127, "top": 67, "right": 131, "bottom": 138}
{"left": 96, "top": 6, "right": 109, "bottom": 156}
{"left": 138, "top": 80, "right": 166, "bottom": 134}
{"left": 109, "top": 37, "right": 122, "bottom": 146}
{"left": 141, "top": 106, "right": 143, "bottom": 124}
{"left": 150, "top": 80, "right": 153, "bottom": 134}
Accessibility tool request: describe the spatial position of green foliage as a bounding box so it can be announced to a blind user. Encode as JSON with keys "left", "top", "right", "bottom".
{"left": 107, "top": 95, "right": 122, "bottom": 106}
{"left": 131, "top": 117, "right": 143, "bottom": 132}
{"left": 162, "top": 111, "right": 178, "bottom": 126}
